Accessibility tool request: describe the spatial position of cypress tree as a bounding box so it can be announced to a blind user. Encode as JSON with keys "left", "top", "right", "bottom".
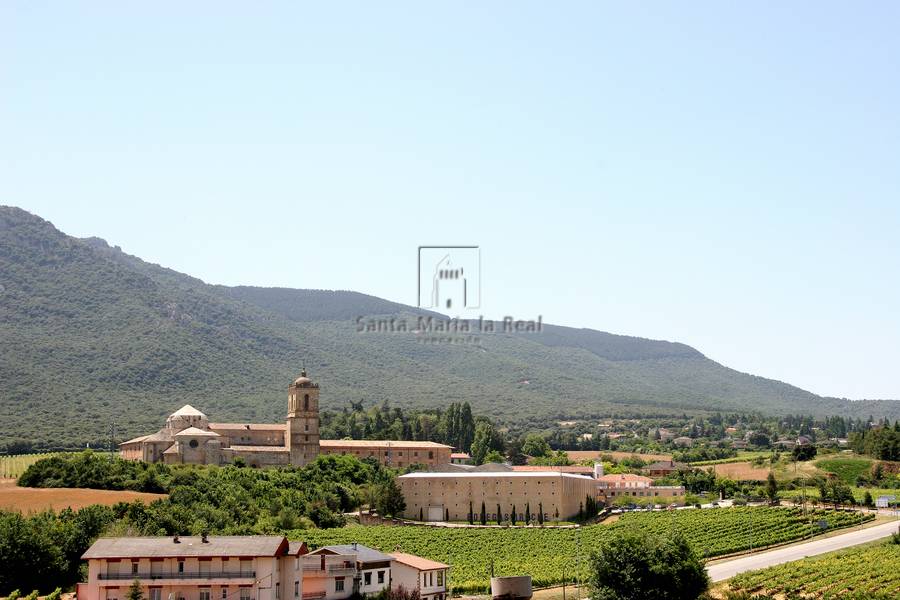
{"left": 496, "top": 504, "right": 502, "bottom": 526}
{"left": 480, "top": 501, "right": 487, "bottom": 525}
{"left": 525, "top": 503, "right": 531, "bottom": 525}
{"left": 510, "top": 504, "right": 517, "bottom": 525}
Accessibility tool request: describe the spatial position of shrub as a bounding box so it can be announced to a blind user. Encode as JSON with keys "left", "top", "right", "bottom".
{"left": 587, "top": 528, "right": 708, "bottom": 600}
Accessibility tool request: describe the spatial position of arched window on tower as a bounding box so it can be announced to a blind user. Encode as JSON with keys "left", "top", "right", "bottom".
{"left": 304, "top": 394, "right": 309, "bottom": 411}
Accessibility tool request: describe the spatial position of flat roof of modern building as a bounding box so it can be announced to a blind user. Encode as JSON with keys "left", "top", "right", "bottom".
{"left": 389, "top": 553, "right": 449, "bottom": 571}
{"left": 82, "top": 536, "right": 290, "bottom": 559}
{"left": 399, "top": 471, "right": 593, "bottom": 479}
{"left": 511, "top": 465, "right": 594, "bottom": 474}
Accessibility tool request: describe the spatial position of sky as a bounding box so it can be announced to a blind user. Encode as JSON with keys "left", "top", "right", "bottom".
{"left": 2, "top": 2, "right": 899, "bottom": 400}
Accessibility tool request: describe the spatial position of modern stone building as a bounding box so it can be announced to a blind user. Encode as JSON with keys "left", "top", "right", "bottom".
{"left": 396, "top": 471, "right": 598, "bottom": 522}
{"left": 119, "top": 371, "right": 451, "bottom": 468}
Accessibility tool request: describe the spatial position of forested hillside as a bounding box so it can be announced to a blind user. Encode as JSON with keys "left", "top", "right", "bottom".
{"left": 2, "top": 206, "right": 898, "bottom": 451}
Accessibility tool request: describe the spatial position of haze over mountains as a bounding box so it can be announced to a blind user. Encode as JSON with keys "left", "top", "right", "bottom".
{"left": 1, "top": 206, "right": 897, "bottom": 450}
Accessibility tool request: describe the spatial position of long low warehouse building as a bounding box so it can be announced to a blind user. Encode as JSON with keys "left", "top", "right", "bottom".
{"left": 396, "top": 470, "right": 598, "bottom": 522}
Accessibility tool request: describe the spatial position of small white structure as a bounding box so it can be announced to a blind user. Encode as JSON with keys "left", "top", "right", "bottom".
{"left": 389, "top": 553, "right": 450, "bottom": 600}
{"left": 876, "top": 495, "right": 896, "bottom": 509}
{"left": 490, "top": 576, "right": 532, "bottom": 600}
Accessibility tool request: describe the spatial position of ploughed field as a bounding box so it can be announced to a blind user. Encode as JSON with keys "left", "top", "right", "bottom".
{"left": 296, "top": 507, "right": 872, "bottom": 593}
{"left": 723, "top": 541, "right": 900, "bottom": 599}
{"left": 0, "top": 480, "right": 166, "bottom": 512}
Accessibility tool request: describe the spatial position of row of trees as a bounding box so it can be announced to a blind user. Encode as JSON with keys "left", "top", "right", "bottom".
{"left": 320, "top": 401, "right": 478, "bottom": 452}
{"left": 464, "top": 500, "right": 558, "bottom": 526}
{"left": 849, "top": 423, "right": 900, "bottom": 460}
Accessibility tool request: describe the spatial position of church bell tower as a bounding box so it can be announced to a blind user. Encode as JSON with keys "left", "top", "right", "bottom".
{"left": 286, "top": 370, "right": 320, "bottom": 466}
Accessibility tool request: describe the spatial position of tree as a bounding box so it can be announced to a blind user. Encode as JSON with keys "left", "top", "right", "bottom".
{"left": 537, "top": 502, "right": 544, "bottom": 525}
{"left": 587, "top": 528, "right": 709, "bottom": 600}
{"left": 522, "top": 434, "right": 551, "bottom": 458}
{"left": 483, "top": 450, "right": 505, "bottom": 464}
{"left": 127, "top": 580, "right": 145, "bottom": 600}
{"left": 374, "top": 479, "right": 406, "bottom": 517}
{"left": 525, "top": 503, "right": 531, "bottom": 525}
{"left": 468, "top": 501, "right": 474, "bottom": 525}
{"left": 792, "top": 444, "right": 817, "bottom": 461}
{"left": 480, "top": 502, "right": 487, "bottom": 526}
{"left": 765, "top": 472, "right": 779, "bottom": 505}
{"left": 506, "top": 437, "right": 527, "bottom": 465}
{"left": 471, "top": 422, "right": 504, "bottom": 465}
{"left": 510, "top": 504, "right": 517, "bottom": 525}
{"left": 863, "top": 490, "right": 874, "bottom": 508}
{"left": 496, "top": 504, "right": 502, "bottom": 526}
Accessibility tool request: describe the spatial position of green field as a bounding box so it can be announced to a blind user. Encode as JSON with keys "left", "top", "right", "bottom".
{"left": 0, "top": 453, "right": 66, "bottom": 479}
{"left": 725, "top": 540, "right": 900, "bottom": 599}
{"left": 294, "top": 507, "right": 871, "bottom": 593}
{"left": 815, "top": 457, "right": 874, "bottom": 485}
{"left": 691, "top": 451, "right": 774, "bottom": 466}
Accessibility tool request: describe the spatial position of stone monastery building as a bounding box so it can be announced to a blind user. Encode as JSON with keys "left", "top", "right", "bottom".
{"left": 119, "top": 371, "right": 452, "bottom": 468}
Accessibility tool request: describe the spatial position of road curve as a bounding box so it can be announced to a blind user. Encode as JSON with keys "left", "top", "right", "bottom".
{"left": 707, "top": 519, "right": 900, "bottom": 582}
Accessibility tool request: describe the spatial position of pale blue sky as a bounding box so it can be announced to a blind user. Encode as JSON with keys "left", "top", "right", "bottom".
{"left": 2, "top": 2, "right": 899, "bottom": 400}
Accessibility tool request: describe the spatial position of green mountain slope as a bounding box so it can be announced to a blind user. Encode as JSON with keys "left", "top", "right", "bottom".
{"left": 1, "top": 206, "right": 897, "bottom": 450}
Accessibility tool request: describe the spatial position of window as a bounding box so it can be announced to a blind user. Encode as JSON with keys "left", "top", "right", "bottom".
{"left": 189, "top": 439, "right": 199, "bottom": 449}
{"left": 429, "top": 451, "right": 434, "bottom": 459}
{"left": 294, "top": 582, "right": 299, "bottom": 599}
{"left": 377, "top": 571, "right": 385, "bottom": 584}
{"left": 222, "top": 590, "right": 228, "bottom": 599}
{"left": 437, "top": 571, "right": 444, "bottom": 587}
{"left": 364, "top": 573, "right": 371, "bottom": 586}
{"left": 132, "top": 563, "right": 139, "bottom": 574}
{"left": 150, "top": 590, "right": 161, "bottom": 600}
{"left": 200, "top": 591, "right": 211, "bottom": 600}
{"left": 335, "top": 580, "right": 345, "bottom": 592}
{"left": 240, "top": 589, "right": 251, "bottom": 600}
{"left": 304, "top": 395, "right": 309, "bottom": 410}
{"left": 275, "top": 583, "right": 280, "bottom": 600}
{"left": 178, "top": 561, "right": 185, "bottom": 573}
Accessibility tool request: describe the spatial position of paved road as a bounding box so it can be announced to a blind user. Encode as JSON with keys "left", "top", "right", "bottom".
{"left": 707, "top": 519, "right": 900, "bottom": 582}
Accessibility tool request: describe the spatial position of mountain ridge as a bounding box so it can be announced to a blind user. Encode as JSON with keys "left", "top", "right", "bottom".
{"left": 2, "top": 205, "right": 898, "bottom": 450}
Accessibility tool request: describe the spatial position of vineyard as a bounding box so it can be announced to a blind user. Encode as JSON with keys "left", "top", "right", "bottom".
{"left": 725, "top": 540, "right": 900, "bottom": 599}
{"left": 297, "top": 507, "right": 872, "bottom": 593}
{"left": 0, "top": 453, "right": 66, "bottom": 479}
